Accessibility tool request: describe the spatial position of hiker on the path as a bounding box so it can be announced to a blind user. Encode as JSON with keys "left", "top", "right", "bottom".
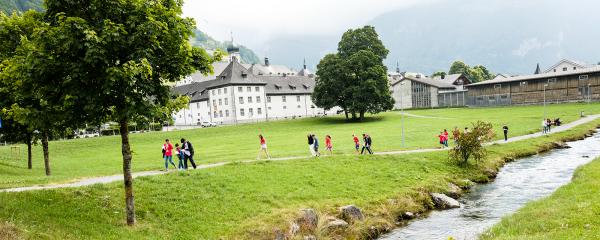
{"left": 312, "top": 134, "right": 321, "bottom": 157}
{"left": 353, "top": 134, "right": 360, "bottom": 154}
{"left": 555, "top": 118, "right": 562, "bottom": 126}
{"left": 307, "top": 134, "right": 316, "bottom": 156}
{"left": 175, "top": 143, "right": 185, "bottom": 170}
{"left": 542, "top": 119, "right": 547, "bottom": 134}
{"left": 162, "top": 139, "right": 176, "bottom": 171}
{"left": 547, "top": 119, "right": 552, "bottom": 132}
{"left": 443, "top": 129, "right": 449, "bottom": 147}
{"left": 257, "top": 134, "right": 271, "bottom": 160}
{"left": 325, "top": 135, "right": 333, "bottom": 155}
{"left": 438, "top": 132, "right": 446, "bottom": 148}
{"left": 180, "top": 138, "right": 197, "bottom": 169}
{"left": 503, "top": 125, "right": 509, "bottom": 141}
{"left": 361, "top": 134, "right": 373, "bottom": 154}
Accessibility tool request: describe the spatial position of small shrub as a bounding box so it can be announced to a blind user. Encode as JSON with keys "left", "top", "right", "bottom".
{"left": 449, "top": 121, "right": 495, "bottom": 166}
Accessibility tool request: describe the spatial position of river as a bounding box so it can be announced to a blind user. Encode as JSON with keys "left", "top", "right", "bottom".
{"left": 380, "top": 132, "right": 600, "bottom": 240}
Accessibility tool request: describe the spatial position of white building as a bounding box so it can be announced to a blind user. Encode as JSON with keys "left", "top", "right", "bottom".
{"left": 542, "top": 59, "right": 590, "bottom": 74}
{"left": 172, "top": 56, "right": 335, "bottom": 126}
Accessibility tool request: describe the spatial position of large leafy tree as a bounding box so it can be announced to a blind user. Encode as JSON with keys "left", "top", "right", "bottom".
{"left": 314, "top": 25, "right": 394, "bottom": 121}
{"left": 19, "top": 0, "right": 217, "bottom": 225}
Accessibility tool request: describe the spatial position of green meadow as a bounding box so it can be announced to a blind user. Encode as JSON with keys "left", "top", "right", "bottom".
{"left": 0, "top": 103, "right": 598, "bottom": 189}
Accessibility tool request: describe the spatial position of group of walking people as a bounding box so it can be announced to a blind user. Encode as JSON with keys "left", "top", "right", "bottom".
{"left": 161, "top": 138, "right": 197, "bottom": 171}
{"left": 542, "top": 118, "right": 562, "bottom": 134}
{"left": 307, "top": 134, "right": 333, "bottom": 157}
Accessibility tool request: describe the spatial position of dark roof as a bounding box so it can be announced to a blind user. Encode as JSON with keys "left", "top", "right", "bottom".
{"left": 206, "top": 60, "right": 266, "bottom": 89}
{"left": 432, "top": 73, "right": 470, "bottom": 86}
{"left": 172, "top": 81, "right": 214, "bottom": 102}
{"left": 261, "top": 76, "right": 315, "bottom": 95}
{"left": 468, "top": 65, "right": 600, "bottom": 86}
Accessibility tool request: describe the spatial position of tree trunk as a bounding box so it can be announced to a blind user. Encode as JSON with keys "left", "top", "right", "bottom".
{"left": 26, "top": 134, "right": 32, "bottom": 170}
{"left": 344, "top": 110, "right": 349, "bottom": 120}
{"left": 41, "top": 130, "right": 50, "bottom": 176}
{"left": 351, "top": 112, "right": 357, "bottom": 120}
{"left": 119, "top": 119, "right": 136, "bottom": 226}
{"left": 359, "top": 111, "right": 365, "bottom": 121}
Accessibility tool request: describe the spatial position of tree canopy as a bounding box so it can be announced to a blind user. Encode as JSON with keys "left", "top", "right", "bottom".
{"left": 314, "top": 25, "right": 394, "bottom": 121}
{"left": 447, "top": 60, "right": 495, "bottom": 83}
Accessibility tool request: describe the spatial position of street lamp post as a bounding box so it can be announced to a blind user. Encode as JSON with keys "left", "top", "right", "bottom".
{"left": 588, "top": 83, "right": 592, "bottom": 104}
{"left": 543, "top": 83, "right": 548, "bottom": 121}
{"left": 400, "top": 82, "right": 406, "bottom": 147}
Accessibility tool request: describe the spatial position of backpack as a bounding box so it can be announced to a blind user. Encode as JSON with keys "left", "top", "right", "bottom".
{"left": 187, "top": 141, "right": 195, "bottom": 155}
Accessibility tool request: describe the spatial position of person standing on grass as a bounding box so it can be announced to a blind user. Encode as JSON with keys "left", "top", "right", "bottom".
{"left": 313, "top": 134, "right": 320, "bottom": 157}
{"left": 175, "top": 143, "right": 185, "bottom": 170}
{"left": 257, "top": 134, "right": 271, "bottom": 160}
{"left": 353, "top": 134, "right": 360, "bottom": 154}
{"left": 542, "top": 119, "right": 547, "bottom": 134}
{"left": 307, "top": 134, "right": 315, "bottom": 156}
{"left": 361, "top": 134, "right": 373, "bottom": 154}
{"left": 162, "top": 139, "right": 176, "bottom": 171}
{"left": 503, "top": 125, "right": 509, "bottom": 141}
{"left": 325, "top": 135, "right": 333, "bottom": 155}
{"left": 547, "top": 119, "right": 552, "bottom": 132}
{"left": 180, "top": 138, "right": 197, "bottom": 169}
{"left": 443, "top": 129, "right": 449, "bottom": 147}
{"left": 438, "top": 132, "right": 446, "bottom": 148}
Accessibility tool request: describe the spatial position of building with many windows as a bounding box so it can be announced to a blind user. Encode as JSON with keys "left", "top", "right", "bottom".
{"left": 171, "top": 57, "right": 334, "bottom": 126}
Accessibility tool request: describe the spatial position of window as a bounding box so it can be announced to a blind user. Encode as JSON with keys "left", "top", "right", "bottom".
{"left": 255, "top": 86, "right": 260, "bottom": 92}
{"left": 297, "top": 105, "right": 301, "bottom": 109}
{"left": 218, "top": 99, "right": 222, "bottom": 106}
{"left": 239, "top": 97, "right": 244, "bottom": 104}
{"left": 197, "top": 113, "right": 201, "bottom": 116}
{"left": 283, "top": 106, "right": 287, "bottom": 109}
{"left": 224, "top": 98, "right": 228, "bottom": 105}
{"left": 247, "top": 86, "right": 251, "bottom": 92}
{"left": 579, "top": 75, "right": 589, "bottom": 80}
{"left": 573, "top": 67, "right": 577, "bottom": 70}
{"left": 225, "top": 110, "right": 230, "bottom": 117}
{"left": 548, "top": 78, "right": 557, "bottom": 84}
{"left": 562, "top": 67, "right": 568, "bottom": 71}
{"left": 213, "top": 111, "right": 217, "bottom": 118}
{"left": 256, "top": 96, "right": 261, "bottom": 103}
{"left": 520, "top": 81, "right": 528, "bottom": 86}
{"left": 224, "top": 88, "right": 228, "bottom": 94}
{"left": 267, "top": 96, "right": 271, "bottom": 103}
{"left": 212, "top": 100, "right": 216, "bottom": 106}
{"left": 553, "top": 69, "right": 557, "bottom": 72}
{"left": 218, "top": 89, "right": 221, "bottom": 95}
{"left": 240, "top": 108, "right": 245, "bottom": 116}
{"left": 219, "top": 110, "right": 223, "bottom": 117}
{"left": 297, "top": 96, "right": 301, "bottom": 102}
{"left": 248, "top": 96, "right": 253, "bottom": 103}
{"left": 196, "top": 102, "right": 200, "bottom": 108}
{"left": 238, "top": 87, "right": 243, "bottom": 92}
{"left": 268, "top": 106, "right": 272, "bottom": 110}
{"left": 282, "top": 96, "right": 287, "bottom": 102}
{"left": 249, "top": 108, "right": 254, "bottom": 117}
{"left": 212, "top": 90, "right": 215, "bottom": 96}
{"left": 494, "top": 84, "right": 501, "bottom": 89}
{"left": 257, "top": 108, "right": 262, "bottom": 115}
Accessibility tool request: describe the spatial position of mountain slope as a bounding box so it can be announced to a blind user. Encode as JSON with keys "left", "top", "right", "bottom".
{"left": 0, "top": 0, "right": 43, "bottom": 14}
{"left": 191, "top": 29, "right": 260, "bottom": 64}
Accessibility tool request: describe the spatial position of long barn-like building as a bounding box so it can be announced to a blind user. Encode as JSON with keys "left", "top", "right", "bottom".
{"left": 466, "top": 65, "right": 600, "bottom": 106}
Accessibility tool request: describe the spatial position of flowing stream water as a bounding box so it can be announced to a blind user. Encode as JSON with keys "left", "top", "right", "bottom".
{"left": 381, "top": 132, "right": 600, "bottom": 240}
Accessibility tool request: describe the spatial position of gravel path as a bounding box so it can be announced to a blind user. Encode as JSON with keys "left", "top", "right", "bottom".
{"left": 2, "top": 114, "right": 598, "bottom": 193}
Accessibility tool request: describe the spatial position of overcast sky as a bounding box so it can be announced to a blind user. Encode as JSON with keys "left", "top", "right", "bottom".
{"left": 183, "top": 0, "right": 436, "bottom": 45}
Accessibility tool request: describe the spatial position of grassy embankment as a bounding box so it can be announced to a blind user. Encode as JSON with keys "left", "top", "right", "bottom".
{"left": 481, "top": 157, "right": 600, "bottom": 240}
{"left": 0, "top": 103, "right": 598, "bottom": 189}
{"left": 0, "top": 108, "right": 599, "bottom": 239}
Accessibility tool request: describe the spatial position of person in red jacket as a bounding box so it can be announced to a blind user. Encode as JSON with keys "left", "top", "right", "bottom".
{"left": 257, "top": 134, "right": 271, "bottom": 160}
{"left": 325, "top": 135, "right": 333, "bottom": 155}
{"left": 162, "top": 139, "right": 176, "bottom": 171}
{"left": 352, "top": 134, "right": 360, "bottom": 154}
{"left": 438, "top": 132, "right": 446, "bottom": 149}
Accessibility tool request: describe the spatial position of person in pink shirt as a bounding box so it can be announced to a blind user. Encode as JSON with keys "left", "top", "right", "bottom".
{"left": 162, "top": 139, "right": 176, "bottom": 171}
{"left": 352, "top": 134, "right": 360, "bottom": 154}
{"left": 438, "top": 132, "right": 446, "bottom": 149}
{"left": 325, "top": 135, "right": 333, "bottom": 155}
{"left": 257, "top": 134, "right": 271, "bottom": 160}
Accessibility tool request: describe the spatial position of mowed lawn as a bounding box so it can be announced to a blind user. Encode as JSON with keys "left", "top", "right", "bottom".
{"left": 0, "top": 103, "right": 598, "bottom": 188}
{"left": 482, "top": 157, "right": 600, "bottom": 240}
{"left": 0, "top": 117, "right": 599, "bottom": 239}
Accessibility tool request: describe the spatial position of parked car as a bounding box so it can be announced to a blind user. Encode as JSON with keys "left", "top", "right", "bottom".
{"left": 200, "top": 121, "right": 217, "bottom": 128}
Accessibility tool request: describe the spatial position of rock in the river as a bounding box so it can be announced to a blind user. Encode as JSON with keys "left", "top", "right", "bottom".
{"left": 296, "top": 209, "right": 319, "bottom": 232}
{"left": 401, "top": 211, "right": 415, "bottom": 219}
{"left": 430, "top": 193, "right": 460, "bottom": 209}
{"left": 483, "top": 168, "right": 498, "bottom": 179}
{"left": 339, "top": 205, "right": 364, "bottom": 223}
{"left": 324, "top": 218, "right": 349, "bottom": 233}
{"left": 446, "top": 183, "right": 463, "bottom": 199}
{"left": 551, "top": 141, "right": 571, "bottom": 149}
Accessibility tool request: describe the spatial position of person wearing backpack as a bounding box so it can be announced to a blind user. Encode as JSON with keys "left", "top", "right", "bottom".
{"left": 361, "top": 134, "right": 373, "bottom": 154}
{"left": 180, "top": 138, "right": 197, "bottom": 169}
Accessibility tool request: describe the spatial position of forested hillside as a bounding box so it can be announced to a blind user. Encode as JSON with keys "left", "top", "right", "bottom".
{"left": 0, "top": 0, "right": 43, "bottom": 14}
{"left": 191, "top": 29, "right": 260, "bottom": 64}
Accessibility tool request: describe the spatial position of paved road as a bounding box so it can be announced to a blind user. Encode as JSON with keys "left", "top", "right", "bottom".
{"left": 2, "top": 114, "right": 599, "bottom": 193}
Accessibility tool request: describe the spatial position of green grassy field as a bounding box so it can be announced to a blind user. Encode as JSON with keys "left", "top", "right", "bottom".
{"left": 482, "top": 157, "right": 600, "bottom": 240}
{"left": 0, "top": 110, "right": 599, "bottom": 239}
{"left": 0, "top": 103, "right": 598, "bottom": 189}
